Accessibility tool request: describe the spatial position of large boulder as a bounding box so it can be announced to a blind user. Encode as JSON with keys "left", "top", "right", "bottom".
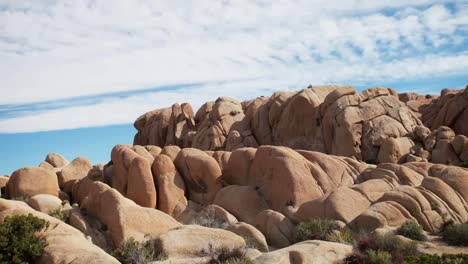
{"left": 152, "top": 154, "right": 187, "bottom": 217}
{"left": 157, "top": 225, "right": 246, "bottom": 259}
{"left": 0, "top": 199, "right": 119, "bottom": 264}
{"left": 45, "top": 153, "right": 69, "bottom": 168}
{"left": 213, "top": 185, "right": 268, "bottom": 225}
{"left": 174, "top": 148, "right": 222, "bottom": 205}
{"left": 254, "top": 209, "right": 294, "bottom": 248}
{"left": 421, "top": 86, "right": 468, "bottom": 136}
{"left": 27, "top": 194, "right": 63, "bottom": 213}
{"left": 226, "top": 222, "right": 269, "bottom": 252}
{"left": 6, "top": 167, "right": 59, "bottom": 198}
{"left": 58, "top": 156, "right": 92, "bottom": 193}
{"left": 72, "top": 178, "right": 180, "bottom": 246}
{"left": 254, "top": 240, "right": 353, "bottom": 264}
{"left": 249, "top": 146, "right": 323, "bottom": 213}
{"left": 111, "top": 144, "right": 157, "bottom": 208}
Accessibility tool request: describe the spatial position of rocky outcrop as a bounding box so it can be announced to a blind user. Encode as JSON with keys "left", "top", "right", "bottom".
{"left": 58, "top": 156, "right": 92, "bottom": 193}
{"left": 254, "top": 240, "right": 353, "bottom": 264}
{"left": 0, "top": 199, "right": 119, "bottom": 264}
{"left": 72, "top": 178, "right": 180, "bottom": 246}
{"left": 420, "top": 87, "right": 468, "bottom": 137}
{"left": 6, "top": 167, "right": 59, "bottom": 198}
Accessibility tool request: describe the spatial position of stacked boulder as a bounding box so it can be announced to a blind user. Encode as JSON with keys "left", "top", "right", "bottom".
{"left": 134, "top": 85, "right": 467, "bottom": 165}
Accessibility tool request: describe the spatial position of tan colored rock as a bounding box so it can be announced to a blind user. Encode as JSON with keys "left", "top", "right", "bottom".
{"left": 160, "top": 145, "right": 181, "bottom": 161}
{"left": 68, "top": 204, "right": 111, "bottom": 251}
{"left": 72, "top": 178, "right": 180, "bottom": 246}
{"left": 227, "top": 222, "right": 269, "bottom": 252}
{"left": 0, "top": 199, "right": 119, "bottom": 264}
{"left": 27, "top": 194, "right": 63, "bottom": 213}
{"left": 111, "top": 144, "right": 157, "bottom": 208}
{"left": 254, "top": 240, "right": 353, "bottom": 264}
{"left": 58, "top": 156, "right": 92, "bottom": 193}
{"left": 157, "top": 225, "right": 246, "bottom": 259}
{"left": 295, "top": 187, "right": 371, "bottom": 224}
{"left": 222, "top": 148, "right": 256, "bottom": 185}
{"left": 174, "top": 148, "right": 222, "bottom": 205}
{"left": 213, "top": 185, "right": 268, "bottom": 225}
{"left": 249, "top": 146, "right": 323, "bottom": 213}
{"left": 351, "top": 201, "right": 415, "bottom": 232}
{"left": 39, "top": 161, "right": 55, "bottom": 171}
{"left": 6, "top": 167, "right": 59, "bottom": 198}
{"left": 152, "top": 154, "right": 187, "bottom": 217}
{"left": 378, "top": 137, "right": 414, "bottom": 164}
{"left": 45, "top": 153, "right": 69, "bottom": 168}
{"left": 255, "top": 209, "right": 294, "bottom": 248}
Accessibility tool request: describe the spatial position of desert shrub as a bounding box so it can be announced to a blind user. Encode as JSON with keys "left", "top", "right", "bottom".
{"left": 191, "top": 207, "right": 230, "bottom": 229}
{"left": 366, "top": 250, "right": 392, "bottom": 264}
{"left": 111, "top": 238, "right": 166, "bottom": 264}
{"left": 442, "top": 223, "right": 468, "bottom": 246}
{"left": 365, "top": 159, "right": 377, "bottom": 165}
{"left": 405, "top": 253, "right": 468, "bottom": 264}
{"left": 326, "top": 228, "right": 355, "bottom": 245}
{"left": 201, "top": 244, "right": 252, "bottom": 264}
{"left": 341, "top": 251, "right": 371, "bottom": 264}
{"left": 292, "top": 218, "right": 339, "bottom": 243}
{"left": 48, "top": 208, "right": 69, "bottom": 223}
{"left": 397, "top": 221, "right": 425, "bottom": 241}
{"left": 0, "top": 214, "right": 49, "bottom": 264}
{"left": 375, "top": 233, "right": 418, "bottom": 256}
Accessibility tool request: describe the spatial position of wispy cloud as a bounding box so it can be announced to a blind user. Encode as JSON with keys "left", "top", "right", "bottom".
{"left": 0, "top": 0, "right": 467, "bottom": 133}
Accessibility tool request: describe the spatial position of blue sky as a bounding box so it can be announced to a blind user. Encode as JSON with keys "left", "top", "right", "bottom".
{"left": 0, "top": 0, "right": 467, "bottom": 175}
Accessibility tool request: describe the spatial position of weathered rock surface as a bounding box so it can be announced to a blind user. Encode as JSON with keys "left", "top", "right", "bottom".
{"left": 6, "top": 167, "right": 59, "bottom": 198}
{"left": 254, "top": 240, "right": 353, "bottom": 264}
{"left": 421, "top": 87, "right": 468, "bottom": 136}
{"left": 72, "top": 178, "right": 180, "bottom": 246}
{"left": 157, "top": 225, "right": 246, "bottom": 259}
{"left": 27, "top": 194, "right": 63, "bottom": 213}
{"left": 0, "top": 199, "right": 119, "bottom": 264}
{"left": 58, "top": 156, "right": 92, "bottom": 193}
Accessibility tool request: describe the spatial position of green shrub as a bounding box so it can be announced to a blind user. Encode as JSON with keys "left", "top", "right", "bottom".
{"left": 366, "top": 250, "right": 392, "bottom": 264}
{"left": 442, "top": 223, "right": 468, "bottom": 246}
{"left": 111, "top": 238, "right": 166, "bottom": 264}
{"left": 292, "top": 218, "right": 339, "bottom": 243}
{"left": 326, "top": 228, "right": 355, "bottom": 245}
{"left": 0, "top": 214, "right": 49, "bottom": 264}
{"left": 405, "top": 253, "right": 468, "bottom": 264}
{"left": 397, "top": 221, "right": 425, "bottom": 241}
{"left": 48, "top": 208, "right": 69, "bottom": 223}
{"left": 375, "top": 233, "right": 418, "bottom": 256}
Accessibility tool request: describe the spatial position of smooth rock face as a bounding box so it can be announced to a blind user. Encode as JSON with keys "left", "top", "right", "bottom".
{"left": 152, "top": 154, "right": 187, "bottom": 217}
{"left": 58, "top": 156, "right": 92, "bottom": 193}
{"left": 72, "top": 178, "right": 180, "bottom": 246}
{"left": 226, "top": 222, "right": 269, "bottom": 252}
{"left": 0, "top": 199, "right": 119, "bottom": 264}
{"left": 421, "top": 86, "right": 468, "bottom": 136}
{"left": 174, "top": 148, "right": 222, "bottom": 205}
{"left": 254, "top": 240, "right": 353, "bottom": 264}
{"left": 111, "top": 144, "right": 157, "bottom": 208}
{"left": 157, "top": 225, "right": 246, "bottom": 259}
{"left": 45, "top": 153, "right": 69, "bottom": 168}
{"left": 6, "top": 167, "right": 59, "bottom": 198}
{"left": 27, "top": 194, "right": 63, "bottom": 213}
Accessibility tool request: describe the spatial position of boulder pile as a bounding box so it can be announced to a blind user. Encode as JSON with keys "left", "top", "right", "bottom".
{"left": 1, "top": 85, "right": 468, "bottom": 264}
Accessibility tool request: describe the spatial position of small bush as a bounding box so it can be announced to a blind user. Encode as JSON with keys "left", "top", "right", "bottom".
{"left": 366, "top": 250, "right": 392, "bottom": 264}
{"left": 442, "top": 223, "right": 468, "bottom": 246}
{"left": 292, "top": 218, "right": 339, "bottom": 243}
{"left": 201, "top": 244, "right": 253, "bottom": 264}
{"left": 48, "top": 208, "right": 69, "bottom": 223}
{"left": 0, "top": 214, "right": 49, "bottom": 264}
{"left": 375, "top": 233, "right": 418, "bottom": 256}
{"left": 111, "top": 238, "right": 166, "bottom": 264}
{"left": 405, "top": 253, "right": 468, "bottom": 264}
{"left": 341, "top": 251, "right": 371, "bottom": 264}
{"left": 326, "top": 228, "right": 355, "bottom": 245}
{"left": 397, "top": 221, "right": 425, "bottom": 241}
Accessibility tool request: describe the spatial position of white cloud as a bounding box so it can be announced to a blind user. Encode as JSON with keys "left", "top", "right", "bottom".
{"left": 0, "top": 0, "right": 467, "bottom": 132}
